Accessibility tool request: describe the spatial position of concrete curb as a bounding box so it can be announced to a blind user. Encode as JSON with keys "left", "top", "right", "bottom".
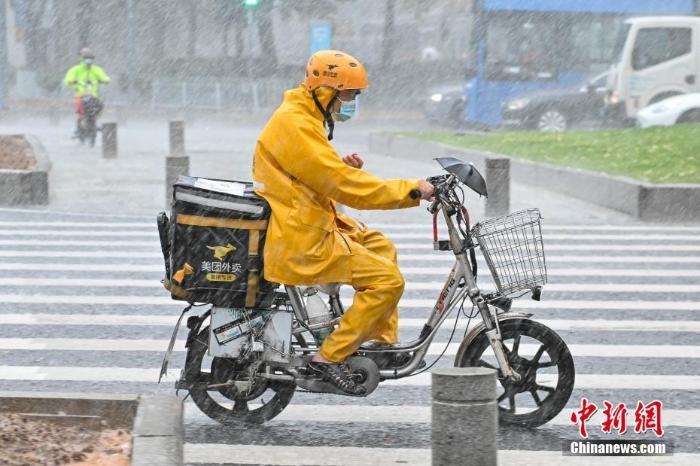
{"left": 131, "top": 395, "right": 185, "bottom": 466}
{"left": 0, "top": 391, "right": 184, "bottom": 466}
{"left": 370, "top": 133, "right": 700, "bottom": 222}
{"left": 0, "top": 134, "right": 51, "bottom": 206}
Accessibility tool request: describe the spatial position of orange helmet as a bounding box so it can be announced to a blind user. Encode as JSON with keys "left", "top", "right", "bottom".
{"left": 304, "top": 50, "right": 368, "bottom": 91}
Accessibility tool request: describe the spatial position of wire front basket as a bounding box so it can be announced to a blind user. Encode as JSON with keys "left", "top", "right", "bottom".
{"left": 471, "top": 208, "right": 547, "bottom": 296}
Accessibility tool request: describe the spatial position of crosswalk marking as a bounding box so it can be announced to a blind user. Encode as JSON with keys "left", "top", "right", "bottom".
{"left": 0, "top": 222, "right": 152, "bottom": 227}
{"left": 406, "top": 244, "right": 698, "bottom": 252}
{"left": 183, "top": 404, "right": 700, "bottom": 428}
{"left": 183, "top": 444, "right": 695, "bottom": 466}
{"left": 386, "top": 233, "right": 700, "bottom": 241}
{"left": 1, "top": 278, "right": 697, "bottom": 293}
{"left": 2, "top": 213, "right": 699, "bottom": 462}
{"left": 1, "top": 314, "right": 697, "bottom": 332}
{"left": 0, "top": 240, "right": 157, "bottom": 247}
{"left": 0, "top": 314, "right": 179, "bottom": 325}
{"left": 2, "top": 250, "right": 698, "bottom": 264}
{"left": 1, "top": 232, "right": 698, "bottom": 251}
{"left": 0, "top": 263, "right": 164, "bottom": 272}
{"left": 0, "top": 367, "right": 698, "bottom": 389}
{"left": 0, "top": 339, "right": 695, "bottom": 358}
{"left": 0, "top": 230, "right": 157, "bottom": 237}
{"left": 4, "top": 231, "right": 700, "bottom": 242}
{"left": 0, "top": 251, "right": 164, "bottom": 258}
{"left": 3, "top": 221, "right": 700, "bottom": 232}
{"left": 404, "top": 268, "right": 700, "bottom": 277}
{"left": 0, "top": 263, "right": 698, "bottom": 277}
{"left": 373, "top": 224, "right": 700, "bottom": 232}
{"left": 1, "top": 294, "right": 697, "bottom": 310}
{"left": 397, "top": 255, "right": 700, "bottom": 263}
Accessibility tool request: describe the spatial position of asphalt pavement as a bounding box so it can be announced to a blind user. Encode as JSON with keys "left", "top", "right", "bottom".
{"left": 1, "top": 111, "right": 698, "bottom": 465}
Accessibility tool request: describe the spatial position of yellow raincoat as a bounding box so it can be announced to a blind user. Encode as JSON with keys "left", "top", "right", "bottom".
{"left": 253, "top": 84, "right": 421, "bottom": 361}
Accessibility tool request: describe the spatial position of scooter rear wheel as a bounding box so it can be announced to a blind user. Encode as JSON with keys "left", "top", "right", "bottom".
{"left": 456, "top": 318, "right": 575, "bottom": 428}
{"left": 184, "top": 325, "right": 297, "bottom": 425}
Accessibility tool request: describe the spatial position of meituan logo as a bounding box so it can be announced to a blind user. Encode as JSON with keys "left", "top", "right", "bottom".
{"left": 206, "top": 243, "right": 236, "bottom": 260}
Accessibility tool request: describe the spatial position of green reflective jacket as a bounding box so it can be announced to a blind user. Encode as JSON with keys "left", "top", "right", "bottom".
{"left": 63, "top": 62, "right": 110, "bottom": 97}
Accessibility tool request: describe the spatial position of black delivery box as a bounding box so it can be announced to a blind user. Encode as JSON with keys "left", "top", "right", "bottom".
{"left": 158, "top": 176, "right": 277, "bottom": 308}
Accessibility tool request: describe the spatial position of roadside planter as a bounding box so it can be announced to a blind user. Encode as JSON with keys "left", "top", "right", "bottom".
{"left": 0, "top": 392, "right": 183, "bottom": 466}
{"left": 369, "top": 133, "right": 700, "bottom": 222}
{"left": 0, "top": 134, "right": 51, "bottom": 206}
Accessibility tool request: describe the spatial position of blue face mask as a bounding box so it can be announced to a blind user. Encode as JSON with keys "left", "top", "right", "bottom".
{"left": 333, "top": 99, "right": 356, "bottom": 122}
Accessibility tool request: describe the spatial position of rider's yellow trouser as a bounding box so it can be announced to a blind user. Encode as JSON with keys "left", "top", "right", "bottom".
{"left": 319, "top": 230, "right": 403, "bottom": 363}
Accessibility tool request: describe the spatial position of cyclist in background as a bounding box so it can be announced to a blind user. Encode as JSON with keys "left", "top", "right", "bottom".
{"left": 63, "top": 48, "right": 110, "bottom": 135}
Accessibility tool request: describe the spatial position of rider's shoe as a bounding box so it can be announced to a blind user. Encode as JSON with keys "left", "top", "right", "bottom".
{"left": 307, "top": 361, "right": 366, "bottom": 396}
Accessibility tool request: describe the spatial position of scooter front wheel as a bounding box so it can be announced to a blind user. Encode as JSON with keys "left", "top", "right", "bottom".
{"left": 456, "top": 318, "right": 575, "bottom": 428}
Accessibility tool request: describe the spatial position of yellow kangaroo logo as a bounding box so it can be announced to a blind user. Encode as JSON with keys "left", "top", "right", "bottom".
{"left": 207, "top": 243, "right": 236, "bottom": 260}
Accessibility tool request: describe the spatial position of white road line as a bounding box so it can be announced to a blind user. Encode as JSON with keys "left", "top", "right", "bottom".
{"left": 400, "top": 268, "right": 700, "bottom": 277}
{"left": 0, "top": 295, "right": 180, "bottom": 305}
{"left": 1, "top": 314, "right": 698, "bottom": 332}
{"left": 0, "top": 263, "right": 165, "bottom": 272}
{"left": 384, "top": 373, "right": 700, "bottom": 390}
{"left": 183, "top": 403, "right": 700, "bottom": 428}
{"left": 372, "top": 224, "right": 700, "bottom": 232}
{"left": 0, "top": 230, "right": 157, "bottom": 237}
{"left": 402, "top": 244, "right": 699, "bottom": 251}
{"left": 0, "top": 295, "right": 698, "bottom": 310}
{"left": 401, "top": 255, "right": 700, "bottom": 263}
{"left": 0, "top": 251, "right": 164, "bottom": 258}
{"left": 0, "top": 339, "right": 697, "bottom": 358}
{"left": 0, "top": 263, "right": 699, "bottom": 277}
{"left": 183, "top": 444, "right": 695, "bottom": 466}
{"left": 6, "top": 221, "right": 700, "bottom": 232}
{"left": 2, "top": 278, "right": 699, "bottom": 294}
{"left": 406, "top": 318, "right": 700, "bottom": 332}
{"left": 0, "top": 314, "right": 179, "bottom": 325}
{"left": 4, "top": 234, "right": 700, "bottom": 243}
{"left": 387, "top": 233, "right": 700, "bottom": 241}
{"left": 0, "top": 222, "right": 152, "bottom": 228}
{"left": 1, "top": 250, "right": 699, "bottom": 264}
{"left": 1, "top": 367, "right": 699, "bottom": 389}
{"left": 2, "top": 235, "right": 699, "bottom": 251}
{"left": 0, "top": 240, "right": 158, "bottom": 247}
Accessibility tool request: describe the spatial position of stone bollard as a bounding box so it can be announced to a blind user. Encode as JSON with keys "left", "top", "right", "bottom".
{"left": 485, "top": 157, "right": 510, "bottom": 218}
{"left": 432, "top": 367, "right": 498, "bottom": 466}
{"left": 102, "top": 123, "right": 118, "bottom": 159}
{"left": 169, "top": 121, "right": 185, "bottom": 157}
{"left": 166, "top": 156, "right": 189, "bottom": 208}
{"left": 49, "top": 102, "right": 60, "bottom": 126}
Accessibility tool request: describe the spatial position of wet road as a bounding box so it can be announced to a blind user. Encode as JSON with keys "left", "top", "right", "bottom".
{"left": 1, "top": 207, "right": 699, "bottom": 465}
{"left": 1, "top": 113, "right": 698, "bottom": 464}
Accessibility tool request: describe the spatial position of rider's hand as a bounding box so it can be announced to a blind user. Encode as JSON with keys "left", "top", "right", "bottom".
{"left": 418, "top": 179, "right": 434, "bottom": 201}
{"left": 68, "top": 80, "right": 77, "bottom": 85}
{"left": 342, "top": 153, "right": 364, "bottom": 169}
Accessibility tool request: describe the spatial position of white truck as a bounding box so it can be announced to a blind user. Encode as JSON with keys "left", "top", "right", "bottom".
{"left": 606, "top": 16, "right": 700, "bottom": 123}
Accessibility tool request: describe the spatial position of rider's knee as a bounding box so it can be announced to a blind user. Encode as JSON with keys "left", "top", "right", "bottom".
{"left": 383, "top": 265, "right": 405, "bottom": 295}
